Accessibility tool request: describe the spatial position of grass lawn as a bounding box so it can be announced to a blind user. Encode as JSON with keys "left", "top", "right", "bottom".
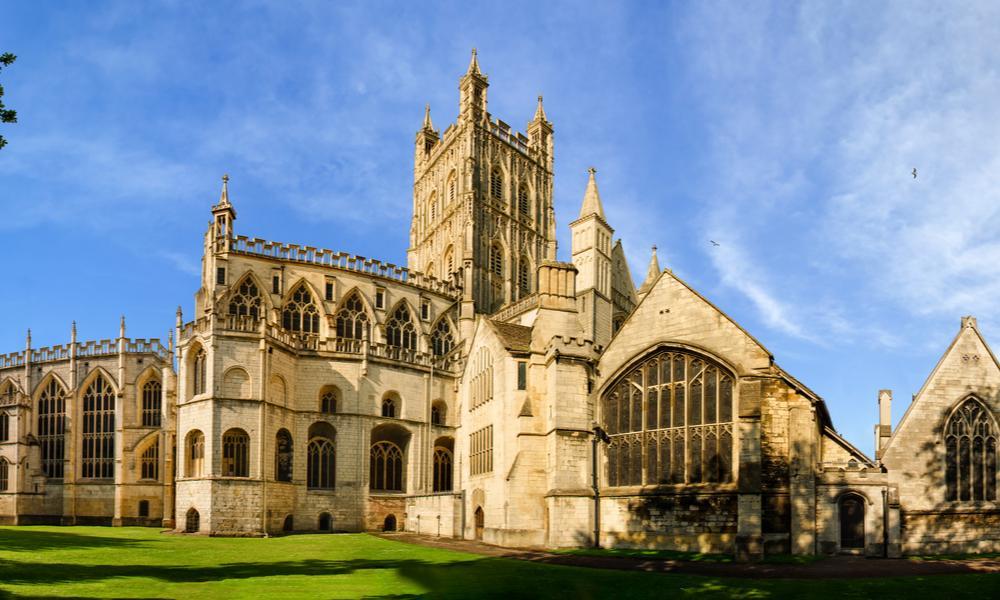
{"left": 553, "top": 547, "right": 825, "bottom": 565}
{"left": 0, "top": 526, "right": 996, "bottom": 599}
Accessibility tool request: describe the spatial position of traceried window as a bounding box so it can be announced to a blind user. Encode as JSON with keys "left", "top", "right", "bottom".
{"left": 335, "top": 292, "right": 369, "bottom": 340}
{"left": 320, "top": 387, "right": 338, "bottom": 414}
{"left": 433, "top": 447, "right": 453, "bottom": 492}
{"left": 186, "top": 430, "right": 204, "bottom": 477}
{"left": 222, "top": 428, "right": 250, "bottom": 477}
{"left": 370, "top": 441, "right": 403, "bottom": 492}
{"left": 282, "top": 283, "right": 320, "bottom": 334}
{"left": 0, "top": 459, "right": 8, "bottom": 491}
{"left": 81, "top": 375, "right": 115, "bottom": 479}
{"left": 38, "top": 378, "right": 67, "bottom": 478}
{"left": 308, "top": 437, "right": 336, "bottom": 490}
{"left": 275, "top": 429, "right": 293, "bottom": 482}
{"left": 228, "top": 276, "right": 262, "bottom": 320}
{"left": 431, "top": 319, "right": 454, "bottom": 357}
{"left": 141, "top": 380, "right": 161, "bottom": 427}
{"left": 381, "top": 396, "right": 397, "bottom": 418}
{"left": 444, "top": 247, "right": 455, "bottom": 279}
{"left": 0, "top": 381, "right": 16, "bottom": 405}
{"left": 490, "top": 167, "right": 503, "bottom": 203}
{"left": 140, "top": 440, "right": 159, "bottom": 481}
{"left": 0, "top": 412, "right": 8, "bottom": 442}
{"left": 945, "top": 398, "right": 997, "bottom": 502}
{"left": 602, "top": 349, "right": 734, "bottom": 487}
{"left": 431, "top": 404, "right": 443, "bottom": 425}
{"left": 447, "top": 171, "right": 457, "bottom": 205}
{"left": 385, "top": 304, "right": 417, "bottom": 350}
{"left": 470, "top": 425, "right": 493, "bottom": 476}
{"left": 518, "top": 257, "right": 530, "bottom": 297}
{"left": 429, "top": 192, "right": 438, "bottom": 223}
{"left": 470, "top": 348, "right": 494, "bottom": 410}
{"left": 489, "top": 245, "right": 503, "bottom": 278}
{"left": 192, "top": 348, "right": 207, "bottom": 396}
{"left": 518, "top": 184, "right": 529, "bottom": 218}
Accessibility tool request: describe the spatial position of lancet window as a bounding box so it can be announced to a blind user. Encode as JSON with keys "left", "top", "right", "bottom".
{"left": 38, "top": 378, "right": 67, "bottom": 478}
{"left": 222, "top": 428, "right": 250, "bottom": 477}
{"left": 82, "top": 374, "right": 115, "bottom": 479}
{"left": 228, "top": 276, "right": 262, "bottom": 320}
{"left": 518, "top": 184, "right": 529, "bottom": 218}
{"left": 518, "top": 257, "right": 530, "bottom": 297}
{"left": 945, "top": 398, "right": 997, "bottom": 502}
{"left": 370, "top": 441, "right": 403, "bottom": 492}
{"left": 308, "top": 437, "right": 336, "bottom": 490}
{"left": 385, "top": 304, "right": 417, "bottom": 350}
{"left": 602, "top": 349, "right": 734, "bottom": 487}
{"left": 275, "top": 429, "right": 293, "bottom": 482}
{"left": 433, "top": 447, "right": 453, "bottom": 492}
{"left": 140, "top": 440, "right": 159, "bottom": 481}
{"left": 282, "top": 284, "right": 320, "bottom": 334}
{"left": 335, "top": 292, "right": 369, "bottom": 340}
{"left": 141, "top": 379, "right": 161, "bottom": 427}
{"left": 431, "top": 319, "right": 454, "bottom": 357}
{"left": 490, "top": 168, "right": 503, "bottom": 203}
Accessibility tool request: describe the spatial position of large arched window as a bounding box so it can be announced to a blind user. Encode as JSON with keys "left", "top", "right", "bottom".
{"left": 222, "top": 428, "right": 250, "bottom": 477}
{"left": 431, "top": 319, "right": 454, "bottom": 357}
{"left": 192, "top": 348, "right": 207, "bottom": 396}
{"left": 335, "top": 292, "right": 369, "bottom": 340}
{"left": 38, "top": 378, "right": 66, "bottom": 478}
{"left": 141, "top": 379, "right": 162, "bottom": 427}
{"left": 275, "top": 429, "right": 293, "bottom": 482}
{"left": 308, "top": 429, "right": 336, "bottom": 490}
{"left": 282, "top": 283, "right": 320, "bottom": 334}
{"left": 370, "top": 441, "right": 403, "bottom": 492}
{"left": 385, "top": 304, "right": 417, "bottom": 350}
{"left": 490, "top": 167, "right": 503, "bottom": 203}
{"left": 602, "top": 349, "right": 735, "bottom": 487}
{"left": 433, "top": 446, "right": 453, "bottom": 492}
{"left": 82, "top": 374, "right": 115, "bottom": 479}
{"left": 140, "top": 440, "right": 159, "bottom": 481}
{"left": 228, "top": 276, "right": 262, "bottom": 320}
{"left": 186, "top": 430, "right": 204, "bottom": 477}
{"left": 945, "top": 398, "right": 997, "bottom": 502}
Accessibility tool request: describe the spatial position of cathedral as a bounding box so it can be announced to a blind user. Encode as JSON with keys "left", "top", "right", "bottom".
{"left": 0, "top": 52, "right": 997, "bottom": 559}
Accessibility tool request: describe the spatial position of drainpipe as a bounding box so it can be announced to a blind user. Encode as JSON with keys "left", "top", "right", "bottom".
{"left": 882, "top": 488, "right": 889, "bottom": 558}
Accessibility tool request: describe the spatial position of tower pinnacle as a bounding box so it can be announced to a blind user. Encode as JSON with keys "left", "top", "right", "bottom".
{"left": 578, "top": 167, "right": 607, "bottom": 220}
{"left": 638, "top": 245, "right": 661, "bottom": 296}
{"left": 467, "top": 47, "right": 481, "bottom": 76}
{"left": 533, "top": 95, "right": 548, "bottom": 122}
{"left": 219, "top": 174, "right": 231, "bottom": 207}
{"left": 422, "top": 104, "right": 434, "bottom": 131}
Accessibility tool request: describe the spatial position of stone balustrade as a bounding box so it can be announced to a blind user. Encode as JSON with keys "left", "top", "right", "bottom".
{"left": 0, "top": 337, "right": 169, "bottom": 368}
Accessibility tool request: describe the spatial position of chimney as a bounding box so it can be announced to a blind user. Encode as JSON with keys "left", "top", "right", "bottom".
{"left": 875, "top": 389, "right": 892, "bottom": 459}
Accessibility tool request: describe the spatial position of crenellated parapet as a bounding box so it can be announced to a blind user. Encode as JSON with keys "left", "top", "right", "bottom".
{"left": 545, "top": 334, "right": 602, "bottom": 362}
{"left": 0, "top": 338, "right": 169, "bottom": 368}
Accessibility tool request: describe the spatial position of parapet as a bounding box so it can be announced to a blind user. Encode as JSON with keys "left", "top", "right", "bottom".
{"left": 537, "top": 261, "right": 577, "bottom": 310}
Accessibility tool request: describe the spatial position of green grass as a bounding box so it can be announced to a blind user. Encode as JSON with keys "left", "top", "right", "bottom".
{"left": 0, "top": 526, "right": 996, "bottom": 599}
{"left": 554, "top": 547, "right": 826, "bottom": 565}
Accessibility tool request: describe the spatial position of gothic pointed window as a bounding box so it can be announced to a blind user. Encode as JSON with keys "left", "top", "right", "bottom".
{"left": 222, "top": 428, "right": 250, "bottom": 477}
{"left": 518, "top": 257, "right": 530, "bottom": 297}
{"left": 433, "top": 446, "right": 453, "bottom": 492}
{"left": 335, "top": 292, "right": 369, "bottom": 340}
{"left": 192, "top": 348, "right": 207, "bottom": 396}
{"left": 448, "top": 172, "right": 457, "bottom": 205}
{"left": 518, "top": 184, "right": 529, "bottom": 218}
{"left": 38, "top": 378, "right": 66, "bottom": 478}
{"left": 945, "top": 398, "right": 997, "bottom": 502}
{"left": 308, "top": 437, "right": 336, "bottom": 490}
{"left": 385, "top": 304, "right": 417, "bottom": 350}
{"left": 282, "top": 283, "right": 320, "bottom": 334}
{"left": 602, "top": 349, "right": 734, "bottom": 487}
{"left": 0, "top": 459, "right": 8, "bottom": 491}
{"left": 0, "top": 412, "right": 8, "bottom": 442}
{"left": 142, "top": 379, "right": 161, "bottom": 427}
{"left": 186, "top": 430, "right": 204, "bottom": 477}
{"left": 140, "top": 440, "right": 159, "bottom": 481}
{"left": 370, "top": 441, "right": 403, "bottom": 492}
{"left": 275, "top": 429, "right": 293, "bottom": 482}
{"left": 431, "top": 319, "right": 454, "bottom": 357}
{"left": 489, "top": 243, "right": 504, "bottom": 312}
{"left": 490, "top": 168, "right": 503, "bottom": 203}
{"left": 444, "top": 246, "right": 455, "bottom": 279}
{"left": 320, "top": 386, "right": 339, "bottom": 414}
{"left": 429, "top": 192, "right": 438, "bottom": 224}
{"left": 381, "top": 395, "right": 398, "bottom": 418}
{"left": 228, "top": 276, "right": 262, "bottom": 320}
{"left": 82, "top": 374, "right": 115, "bottom": 479}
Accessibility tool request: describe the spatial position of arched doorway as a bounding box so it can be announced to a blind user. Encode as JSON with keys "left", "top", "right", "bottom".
{"left": 839, "top": 495, "right": 865, "bottom": 550}
{"left": 318, "top": 513, "right": 332, "bottom": 531}
{"left": 282, "top": 515, "right": 294, "bottom": 532}
{"left": 185, "top": 508, "right": 200, "bottom": 533}
{"left": 383, "top": 514, "right": 397, "bottom": 532}
{"left": 474, "top": 506, "right": 484, "bottom": 541}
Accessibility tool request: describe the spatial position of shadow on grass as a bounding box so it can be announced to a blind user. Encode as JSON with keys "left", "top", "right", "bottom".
{"left": 0, "top": 529, "right": 148, "bottom": 553}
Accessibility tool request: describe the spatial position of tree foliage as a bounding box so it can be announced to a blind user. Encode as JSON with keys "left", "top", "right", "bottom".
{"left": 0, "top": 52, "right": 17, "bottom": 150}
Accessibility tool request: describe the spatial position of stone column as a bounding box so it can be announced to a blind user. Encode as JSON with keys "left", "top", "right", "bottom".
{"left": 788, "top": 404, "right": 816, "bottom": 555}
{"left": 736, "top": 379, "right": 763, "bottom": 561}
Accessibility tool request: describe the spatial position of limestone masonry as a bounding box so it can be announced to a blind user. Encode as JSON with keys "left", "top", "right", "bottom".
{"left": 1, "top": 52, "right": 997, "bottom": 558}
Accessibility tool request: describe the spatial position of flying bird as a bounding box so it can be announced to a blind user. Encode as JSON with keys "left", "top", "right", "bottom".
{"left": 710, "top": 240, "right": 720, "bottom": 247}
{"left": 912, "top": 168, "right": 917, "bottom": 179}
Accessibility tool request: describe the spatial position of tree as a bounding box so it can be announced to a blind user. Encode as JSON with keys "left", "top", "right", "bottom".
{"left": 0, "top": 53, "right": 16, "bottom": 150}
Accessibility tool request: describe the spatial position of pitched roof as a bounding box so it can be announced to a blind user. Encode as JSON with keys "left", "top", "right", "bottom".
{"left": 489, "top": 320, "right": 532, "bottom": 353}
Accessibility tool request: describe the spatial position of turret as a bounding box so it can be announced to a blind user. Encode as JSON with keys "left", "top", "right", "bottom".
{"left": 459, "top": 48, "right": 488, "bottom": 124}
{"left": 875, "top": 389, "right": 892, "bottom": 460}
{"left": 636, "top": 245, "right": 661, "bottom": 302}
{"left": 570, "top": 168, "right": 613, "bottom": 348}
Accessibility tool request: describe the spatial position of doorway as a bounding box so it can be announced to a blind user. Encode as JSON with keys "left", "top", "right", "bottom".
{"left": 839, "top": 495, "right": 865, "bottom": 550}
{"left": 383, "top": 514, "right": 397, "bottom": 532}
{"left": 474, "top": 506, "right": 484, "bottom": 541}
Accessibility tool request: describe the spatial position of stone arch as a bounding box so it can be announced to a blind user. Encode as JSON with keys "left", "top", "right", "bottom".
{"left": 944, "top": 395, "right": 998, "bottom": 502}
{"left": 430, "top": 400, "right": 447, "bottom": 426}
{"left": 333, "top": 287, "right": 374, "bottom": 341}
{"left": 185, "top": 339, "right": 209, "bottom": 398}
{"left": 318, "top": 512, "right": 333, "bottom": 531}
{"left": 837, "top": 492, "right": 867, "bottom": 551}
{"left": 77, "top": 366, "right": 119, "bottom": 398}
{"left": 268, "top": 374, "right": 287, "bottom": 405}
{"left": 274, "top": 428, "right": 293, "bottom": 482}
{"left": 384, "top": 299, "right": 421, "bottom": 345}
{"left": 185, "top": 507, "right": 200, "bottom": 533}
{"left": 596, "top": 341, "right": 740, "bottom": 399}
{"left": 280, "top": 278, "right": 324, "bottom": 334}
{"left": 224, "top": 270, "right": 272, "bottom": 317}
{"left": 222, "top": 366, "right": 252, "bottom": 399}
{"left": 184, "top": 429, "right": 205, "bottom": 478}
{"left": 370, "top": 423, "right": 411, "bottom": 492}
{"left": 380, "top": 391, "right": 402, "bottom": 418}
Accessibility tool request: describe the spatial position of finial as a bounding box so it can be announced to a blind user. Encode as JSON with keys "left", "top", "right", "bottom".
{"left": 168, "top": 329, "right": 174, "bottom": 352}
{"left": 119, "top": 315, "right": 126, "bottom": 337}
{"left": 534, "top": 94, "right": 548, "bottom": 122}
{"left": 71, "top": 321, "right": 77, "bottom": 340}
{"left": 219, "top": 173, "right": 230, "bottom": 206}
{"left": 422, "top": 103, "right": 434, "bottom": 131}
{"left": 588, "top": 166, "right": 596, "bottom": 176}
{"left": 175, "top": 306, "right": 183, "bottom": 328}
{"left": 652, "top": 245, "right": 657, "bottom": 253}
{"left": 467, "top": 47, "right": 481, "bottom": 75}
{"left": 26, "top": 328, "right": 31, "bottom": 348}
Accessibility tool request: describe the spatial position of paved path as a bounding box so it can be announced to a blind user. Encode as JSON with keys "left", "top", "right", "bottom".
{"left": 376, "top": 532, "right": 1000, "bottom": 579}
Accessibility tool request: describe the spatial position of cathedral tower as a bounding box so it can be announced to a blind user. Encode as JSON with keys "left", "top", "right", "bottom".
{"left": 570, "top": 168, "right": 613, "bottom": 348}
{"left": 408, "top": 50, "right": 557, "bottom": 325}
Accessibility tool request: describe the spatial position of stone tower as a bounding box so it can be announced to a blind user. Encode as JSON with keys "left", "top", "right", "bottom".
{"left": 407, "top": 50, "right": 557, "bottom": 332}
{"left": 570, "top": 168, "right": 614, "bottom": 349}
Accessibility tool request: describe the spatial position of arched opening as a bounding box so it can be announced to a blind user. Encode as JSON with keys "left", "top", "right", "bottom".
{"left": 81, "top": 373, "right": 116, "bottom": 479}
{"left": 189, "top": 346, "right": 207, "bottom": 397}
{"left": 370, "top": 424, "right": 410, "bottom": 493}
{"left": 945, "top": 397, "right": 998, "bottom": 501}
{"left": 430, "top": 401, "right": 446, "bottom": 426}
{"left": 381, "top": 393, "right": 399, "bottom": 418}
{"left": 839, "top": 494, "right": 865, "bottom": 550}
{"left": 282, "top": 515, "right": 294, "bottom": 532}
{"left": 474, "top": 506, "right": 484, "bottom": 541}
{"left": 222, "top": 428, "right": 250, "bottom": 477}
{"left": 383, "top": 514, "right": 397, "bottom": 532}
{"left": 307, "top": 422, "right": 336, "bottom": 490}
{"left": 37, "top": 376, "right": 67, "bottom": 478}
{"left": 433, "top": 437, "right": 454, "bottom": 492}
{"left": 318, "top": 512, "right": 332, "bottom": 531}
{"left": 320, "top": 386, "right": 339, "bottom": 414}
{"left": 335, "top": 291, "right": 370, "bottom": 341}
{"left": 141, "top": 378, "right": 162, "bottom": 427}
{"left": 275, "top": 429, "right": 293, "bottom": 482}
{"left": 431, "top": 319, "right": 454, "bottom": 358}
{"left": 385, "top": 303, "right": 417, "bottom": 351}
{"left": 185, "top": 430, "right": 204, "bottom": 478}
{"left": 185, "top": 508, "right": 200, "bottom": 533}
{"left": 138, "top": 500, "right": 149, "bottom": 518}
{"left": 281, "top": 282, "right": 320, "bottom": 334}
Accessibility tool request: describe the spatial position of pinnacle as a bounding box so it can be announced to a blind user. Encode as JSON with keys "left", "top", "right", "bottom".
{"left": 422, "top": 104, "right": 434, "bottom": 131}
{"left": 467, "top": 48, "right": 481, "bottom": 76}
{"left": 533, "top": 95, "right": 547, "bottom": 122}
{"left": 638, "top": 245, "right": 661, "bottom": 295}
{"left": 578, "top": 167, "right": 607, "bottom": 220}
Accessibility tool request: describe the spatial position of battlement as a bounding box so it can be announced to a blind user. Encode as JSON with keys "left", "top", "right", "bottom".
{"left": 0, "top": 337, "right": 169, "bottom": 369}
{"left": 228, "top": 235, "right": 459, "bottom": 298}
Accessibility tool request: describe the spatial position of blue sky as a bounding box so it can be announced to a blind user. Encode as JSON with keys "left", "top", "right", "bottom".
{"left": 2, "top": 1, "right": 999, "bottom": 456}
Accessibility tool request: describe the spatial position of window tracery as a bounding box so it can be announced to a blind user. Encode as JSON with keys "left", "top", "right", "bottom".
{"left": 282, "top": 284, "right": 320, "bottom": 334}
{"left": 141, "top": 380, "right": 161, "bottom": 427}
{"left": 275, "top": 429, "right": 293, "bottom": 482}
{"left": 320, "top": 387, "right": 338, "bottom": 414}
{"left": 385, "top": 304, "right": 417, "bottom": 350}
{"left": 335, "top": 292, "right": 369, "bottom": 340}
{"left": 945, "top": 398, "right": 997, "bottom": 501}
{"left": 370, "top": 441, "right": 403, "bottom": 492}
{"left": 431, "top": 319, "right": 454, "bottom": 357}
{"left": 186, "top": 430, "right": 204, "bottom": 477}
{"left": 140, "top": 440, "right": 159, "bottom": 481}
{"left": 37, "top": 378, "right": 66, "bottom": 478}
{"left": 518, "top": 257, "right": 530, "bottom": 297}
{"left": 433, "top": 447, "right": 453, "bottom": 491}
{"left": 490, "top": 167, "right": 503, "bottom": 203}
{"left": 81, "top": 374, "right": 115, "bottom": 479}
{"left": 228, "top": 276, "right": 262, "bottom": 320}
{"left": 0, "top": 459, "right": 8, "bottom": 491}
{"left": 192, "top": 348, "right": 207, "bottom": 396}
{"left": 602, "top": 349, "right": 734, "bottom": 486}
{"left": 308, "top": 437, "right": 336, "bottom": 489}
{"left": 222, "top": 428, "right": 250, "bottom": 477}
{"left": 518, "top": 184, "right": 529, "bottom": 218}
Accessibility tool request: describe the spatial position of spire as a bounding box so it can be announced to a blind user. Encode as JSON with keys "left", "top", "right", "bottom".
{"left": 25, "top": 328, "right": 31, "bottom": 350}
{"left": 467, "top": 47, "right": 481, "bottom": 76}
{"left": 533, "top": 95, "right": 548, "bottom": 122}
{"left": 422, "top": 104, "right": 434, "bottom": 131}
{"left": 578, "top": 167, "right": 607, "bottom": 220}
{"left": 638, "top": 245, "right": 661, "bottom": 295}
{"left": 218, "top": 174, "right": 231, "bottom": 207}
{"left": 119, "top": 315, "right": 126, "bottom": 339}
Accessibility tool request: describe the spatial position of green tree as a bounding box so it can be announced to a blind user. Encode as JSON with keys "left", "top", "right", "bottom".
{"left": 0, "top": 52, "right": 17, "bottom": 150}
